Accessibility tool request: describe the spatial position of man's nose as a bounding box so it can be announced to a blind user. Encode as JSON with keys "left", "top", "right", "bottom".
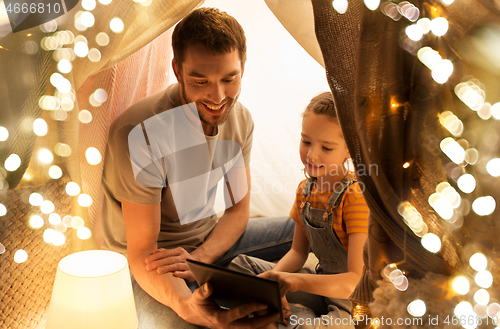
{"left": 207, "top": 82, "right": 225, "bottom": 104}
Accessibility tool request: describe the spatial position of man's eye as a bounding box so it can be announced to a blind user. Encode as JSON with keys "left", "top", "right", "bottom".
{"left": 301, "top": 140, "right": 310, "bottom": 145}
{"left": 223, "top": 79, "right": 235, "bottom": 83}
{"left": 194, "top": 81, "right": 207, "bottom": 85}
{"left": 323, "top": 147, "right": 332, "bottom": 151}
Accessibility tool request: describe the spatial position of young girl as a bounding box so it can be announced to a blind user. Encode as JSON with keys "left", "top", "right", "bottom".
{"left": 230, "top": 92, "right": 369, "bottom": 328}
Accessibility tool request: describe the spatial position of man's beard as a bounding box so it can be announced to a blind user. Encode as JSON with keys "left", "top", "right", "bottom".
{"left": 180, "top": 82, "right": 236, "bottom": 129}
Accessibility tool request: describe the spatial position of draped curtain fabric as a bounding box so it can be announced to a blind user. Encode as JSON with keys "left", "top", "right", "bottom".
{"left": 310, "top": 0, "right": 500, "bottom": 308}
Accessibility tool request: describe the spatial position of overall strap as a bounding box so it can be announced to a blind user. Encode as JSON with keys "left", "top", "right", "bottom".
{"left": 327, "top": 175, "right": 357, "bottom": 209}
{"left": 302, "top": 178, "right": 316, "bottom": 198}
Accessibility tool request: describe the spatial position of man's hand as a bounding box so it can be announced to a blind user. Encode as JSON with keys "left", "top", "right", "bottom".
{"left": 180, "top": 282, "right": 279, "bottom": 329}
{"left": 145, "top": 247, "right": 196, "bottom": 281}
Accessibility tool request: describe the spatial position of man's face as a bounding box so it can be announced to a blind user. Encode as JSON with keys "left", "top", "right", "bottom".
{"left": 173, "top": 44, "right": 244, "bottom": 135}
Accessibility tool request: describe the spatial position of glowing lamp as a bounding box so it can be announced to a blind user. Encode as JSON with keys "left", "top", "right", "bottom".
{"left": 46, "top": 250, "right": 138, "bottom": 329}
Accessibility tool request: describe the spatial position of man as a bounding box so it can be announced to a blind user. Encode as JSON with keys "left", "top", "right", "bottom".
{"left": 101, "top": 7, "right": 294, "bottom": 328}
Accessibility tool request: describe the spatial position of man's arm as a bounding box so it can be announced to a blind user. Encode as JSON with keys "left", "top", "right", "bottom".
{"left": 191, "top": 165, "right": 251, "bottom": 264}
{"left": 122, "top": 199, "right": 277, "bottom": 328}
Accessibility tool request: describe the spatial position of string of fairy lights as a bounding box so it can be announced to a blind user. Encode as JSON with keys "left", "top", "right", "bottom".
{"left": 0, "top": 0, "right": 155, "bottom": 263}
{"left": 331, "top": 0, "right": 500, "bottom": 327}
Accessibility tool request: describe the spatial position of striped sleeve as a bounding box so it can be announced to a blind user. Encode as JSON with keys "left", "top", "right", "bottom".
{"left": 342, "top": 182, "right": 369, "bottom": 234}
{"left": 289, "top": 180, "right": 307, "bottom": 233}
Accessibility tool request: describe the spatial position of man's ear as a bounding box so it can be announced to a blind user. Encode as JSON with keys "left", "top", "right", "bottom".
{"left": 172, "top": 58, "right": 182, "bottom": 82}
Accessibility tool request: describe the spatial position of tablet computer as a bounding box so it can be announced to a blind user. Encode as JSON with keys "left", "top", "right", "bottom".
{"left": 186, "top": 259, "right": 283, "bottom": 322}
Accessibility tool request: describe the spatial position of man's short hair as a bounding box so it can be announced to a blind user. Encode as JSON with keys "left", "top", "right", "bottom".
{"left": 172, "top": 7, "right": 247, "bottom": 68}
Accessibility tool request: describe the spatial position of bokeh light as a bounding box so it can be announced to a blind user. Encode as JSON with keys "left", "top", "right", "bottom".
{"left": 491, "top": 102, "right": 500, "bottom": 120}
{"left": 48, "top": 213, "right": 62, "bottom": 225}
{"left": 472, "top": 196, "right": 496, "bottom": 216}
{"left": 406, "top": 24, "right": 424, "bottom": 41}
{"left": 475, "top": 270, "right": 493, "bottom": 289}
{"left": 417, "top": 18, "right": 431, "bottom": 34}
{"left": 452, "top": 276, "right": 470, "bottom": 295}
{"left": 14, "top": 249, "right": 28, "bottom": 263}
{"left": 55, "top": 143, "right": 72, "bottom": 157}
{"left": 440, "top": 137, "right": 465, "bottom": 164}
{"left": 74, "top": 42, "right": 89, "bottom": 57}
{"left": 29, "top": 192, "right": 44, "bottom": 206}
{"left": 431, "top": 59, "right": 453, "bottom": 84}
{"left": 33, "top": 118, "right": 48, "bottom": 136}
{"left": 94, "top": 88, "right": 108, "bottom": 103}
{"left": 457, "top": 174, "right": 476, "bottom": 193}
{"left": 430, "top": 17, "right": 449, "bottom": 36}
{"left": 421, "top": 233, "right": 441, "bottom": 253}
{"left": 364, "top": 0, "right": 380, "bottom": 11}
{"left": 80, "top": 11, "right": 95, "bottom": 28}
{"left": 41, "top": 200, "right": 55, "bottom": 214}
{"left": 5, "top": 154, "right": 21, "bottom": 171}
{"left": 486, "top": 158, "right": 500, "bottom": 177}
{"left": 407, "top": 299, "right": 426, "bottom": 317}
{"left": 52, "top": 232, "right": 66, "bottom": 246}
{"left": 77, "top": 194, "right": 93, "bottom": 207}
{"left": 57, "top": 59, "right": 72, "bottom": 74}
{"left": 77, "top": 227, "right": 92, "bottom": 240}
{"left": 43, "top": 228, "right": 55, "bottom": 243}
{"left": 0, "top": 203, "right": 6, "bottom": 216}
{"left": 470, "top": 253, "right": 488, "bottom": 271}
{"left": 474, "top": 289, "right": 490, "bottom": 306}
{"left": 96, "top": 32, "right": 110, "bottom": 46}
{"left": 82, "top": 0, "right": 96, "bottom": 10}
{"left": 88, "top": 48, "right": 102, "bottom": 62}
{"left": 29, "top": 215, "right": 44, "bottom": 229}
{"left": 455, "top": 80, "right": 485, "bottom": 111}
{"left": 79, "top": 110, "right": 93, "bottom": 124}
{"left": 63, "top": 215, "right": 73, "bottom": 227}
{"left": 71, "top": 216, "right": 85, "bottom": 228}
{"left": 332, "top": 0, "right": 348, "bottom": 14}
{"left": 85, "top": 147, "right": 102, "bottom": 165}
{"left": 66, "top": 182, "right": 81, "bottom": 196}
{"left": 0, "top": 126, "right": 9, "bottom": 141}
{"left": 110, "top": 17, "right": 124, "bottom": 33}
{"left": 49, "top": 165, "right": 63, "bottom": 179}
{"left": 38, "top": 149, "right": 54, "bottom": 164}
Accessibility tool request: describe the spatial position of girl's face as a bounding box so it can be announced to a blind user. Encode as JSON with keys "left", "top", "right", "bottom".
{"left": 300, "top": 112, "right": 350, "bottom": 186}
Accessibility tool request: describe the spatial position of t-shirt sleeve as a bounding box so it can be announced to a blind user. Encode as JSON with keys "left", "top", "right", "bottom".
{"left": 241, "top": 108, "right": 254, "bottom": 166}
{"left": 342, "top": 182, "right": 369, "bottom": 234}
{"left": 106, "top": 123, "right": 163, "bottom": 205}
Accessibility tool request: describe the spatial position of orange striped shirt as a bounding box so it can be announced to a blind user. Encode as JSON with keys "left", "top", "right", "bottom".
{"left": 289, "top": 178, "right": 369, "bottom": 252}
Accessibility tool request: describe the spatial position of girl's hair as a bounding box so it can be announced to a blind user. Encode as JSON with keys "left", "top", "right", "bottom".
{"left": 302, "top": 92, "right": 338, "bottom": 121}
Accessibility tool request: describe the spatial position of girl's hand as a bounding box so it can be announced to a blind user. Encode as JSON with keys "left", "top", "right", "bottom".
{"left": 258, "top": 270, "right": 298, "bottom": 297}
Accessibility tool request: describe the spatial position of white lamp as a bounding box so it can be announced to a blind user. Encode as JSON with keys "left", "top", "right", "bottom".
{"left": 46, "top": 250, "right": 138, "bottom": 329}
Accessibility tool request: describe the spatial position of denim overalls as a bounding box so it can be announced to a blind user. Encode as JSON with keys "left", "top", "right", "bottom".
{"left": 299, "top": 175, "right": 357, "bottom": 313}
